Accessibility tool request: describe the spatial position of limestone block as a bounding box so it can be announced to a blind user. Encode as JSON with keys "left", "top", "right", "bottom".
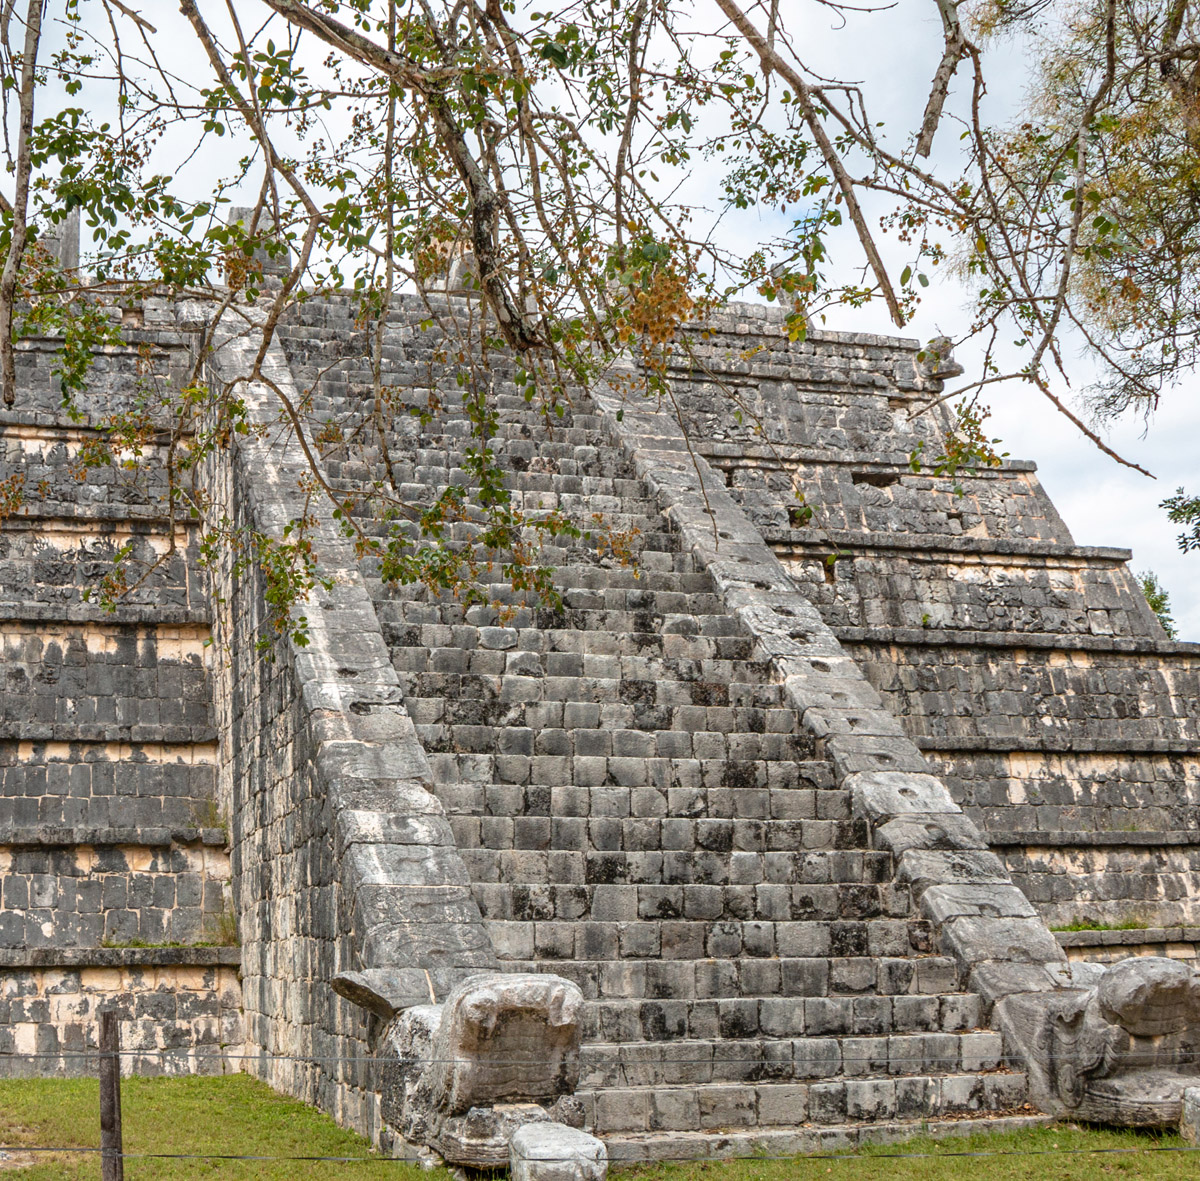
{"left": 916, "top": 335, "right": 965, "bottom": 381}
{"left": 511, "top": 1121, "right": 608, "bottom": 1181}
{"left": 827, "top": 735, "right": 933, "bottom": 777}
{"left": 432, "top": 1103, "right": 551, "bottom": 1167}
{"left": 897, "top": 850, "right": 1011, "bottom": 894}
{"left": 801, "top": 705, "right": 906, "bottom": 739}
{"left": 379, "top": 1004, "right": 445, "bottom": 1138}
{"left": 426, "top": 973, "right": 583, "bottom": 1114}
{"left": 1180, "top": 1087, "right": 1200, "bottom": 1144}
{"left": 845, "top": 771, "right": 960, "bottom": 822}
{"left": 873, "top": 814, "right": 988, "bottom": 856}
{"left": 227, "top": 205, "right": 292, "bottom": 278}
{"left": 41, "top": 206, "right": 80, "bottom": 271}
{"left": 969, "top": 961, "right": 1065, "bottom": 1006}
{"left": 941, "top": 915, "right": 1065, "bottom": 968}
{"left": 921, "top": 884, "right": 1038, "bottom": 923}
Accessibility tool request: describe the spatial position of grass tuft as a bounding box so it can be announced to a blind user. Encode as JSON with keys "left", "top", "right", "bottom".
{"left": 1051, "top": 918, "right": 1155, "bottom": 933}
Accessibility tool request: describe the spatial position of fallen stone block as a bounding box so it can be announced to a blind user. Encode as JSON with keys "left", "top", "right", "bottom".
{"left": 1180, "top": 1087, "right": 1200, "bottom": 1144}
{"left": 511, "top": 1121, "right": 608, "bottom": 1181}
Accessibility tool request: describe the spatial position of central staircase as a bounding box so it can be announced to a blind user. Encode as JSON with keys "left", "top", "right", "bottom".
{"left": 278, "top": 297, "right": 1041, "bottom": 1154}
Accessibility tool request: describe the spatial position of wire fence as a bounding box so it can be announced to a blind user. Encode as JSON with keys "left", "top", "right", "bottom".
{"left": 2, "top": 1143, "right": 1200, "bottom": 1167}
{"left": 0, "top": 1048, "right": 1194, "bottom": 1067}
{"left": 0, "top": 1043, "right": 1196, "bottom": 1170}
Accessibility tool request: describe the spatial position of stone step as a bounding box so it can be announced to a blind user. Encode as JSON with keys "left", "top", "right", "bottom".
{"left": 385, "top": 586, "right": 740, "bottom": 622}
{"left": 487, "top": 915, "right": 933, "bottom": 966}
{"left": 376, "top": 568, "right": 710, "bottom": 609}
{"left": 402, "top": 637, "right": 775, "bottom": 672}
{"left": 444, "top": 813, "right": 866, "bottom": 852}
{"left": 599, "top": 1113, "right": 1052, "bottom": 1162}
{"left": 404, "top": 672, "right": 788, "bottom": 708}
{"left": 579, "top": 1071, "right": 1028, "bottom": 1133}
{"left": 578, "top": 1030, "right": 1005, "bottom": 1088}
{"left": 423, "top": 726, "right": 823, "bottom": 764}
{"left": 359, "top": 528, "right": 682, "bottom": 565}
{"left": 329, "top": 470, "right": 662, "bottom": 512}
{"left": 407, "top": 696, "right": 798, "bottom": 738}
{"left": 331, "top": 439, "right": 621, "bottom": 481}
{"left": 390, "top": 633, "right": 760, "bottom": 670}
{"left": 501, "top": 954, "right": 953, "bottom": 1002}
{"left": 418, "top": 721, "right": 811, "bottom": 762}
{"left": 404, "top": 662, "right": 786, "bottom": 695}
{"left": 307, "top": 375, "right": 606, "bottom": 416}
{"left": 475, "top": 884, "right": 909, "bottom": 926}
{"left": 463, "top": 848, "right": 894, "bottom": 886}
{"left": 389, "top": 622, "right": 758, "bottom": 659}
{"left": 435, "top": 782, "right": 842, "bottom": 831}
{"left": 338, "top": 495, "right": 664, "bottom": 537}
{"left": 376, "top": 569, "right": 719, "bottom": 604}
{"left": 421, "top": 731, "right": 810, "bottom": 777}
{"left": 350, "top": 407, "right": 611, "bottom": 442}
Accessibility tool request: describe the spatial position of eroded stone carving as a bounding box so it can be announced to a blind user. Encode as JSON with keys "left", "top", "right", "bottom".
{"left": 995, "top": 956, "right": 1200, "bottom": 1126}
{"left": 915, "top": 335, "right": 965, "bottom": 381}
{"left": 376, "top": 972, "right": 584, "bottom": 1165}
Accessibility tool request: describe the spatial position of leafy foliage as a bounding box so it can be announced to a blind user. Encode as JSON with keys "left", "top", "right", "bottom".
{"left": 1163, "top": 489, "right": 1200, "bottom": 555}
{"left": 1137, "top": 569, "right": 1178, "bottom": 639}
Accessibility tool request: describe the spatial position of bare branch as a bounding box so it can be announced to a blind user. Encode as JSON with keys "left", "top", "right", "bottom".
{"left": 916, "top": 0, "right": 968, "bottom": 157}
{"left": 103, "top": 0, "right": 156, "bottom": 34}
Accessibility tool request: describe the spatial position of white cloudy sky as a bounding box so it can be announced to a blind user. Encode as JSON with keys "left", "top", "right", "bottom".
{"left": 31, "top": 0, "right": 1200, "bottom": 636}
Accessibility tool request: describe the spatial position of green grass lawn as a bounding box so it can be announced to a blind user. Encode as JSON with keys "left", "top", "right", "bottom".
{"left": 625, "top": 1124, "right": 1198, "bottom": 1181}
{"left": 0, "top": 1073, "right": 443, "bottom": 1179}
{"left": 0, "top": 1076, "right": 1196, "bottom": 1180}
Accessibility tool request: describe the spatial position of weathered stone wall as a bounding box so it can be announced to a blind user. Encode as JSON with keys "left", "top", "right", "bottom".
{"left": 0, "top": 301, "right": 241, "bottom": 1075}
{"left": 0, "top": 834, "right": 227, "bottom": 947}
{"left": 663, "top": 306, "right": 1200, "bottom": 930}
{"left": 0, "top": 950, "right": 241, "bottom": 1076}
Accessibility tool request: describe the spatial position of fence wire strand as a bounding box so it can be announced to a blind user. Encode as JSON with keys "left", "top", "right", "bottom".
{"left": 0, "top": 1048, "right": 1194, "bottom": 1067}
{"left": 0, "top": 1143, "right": 1198, "bottom": 1165}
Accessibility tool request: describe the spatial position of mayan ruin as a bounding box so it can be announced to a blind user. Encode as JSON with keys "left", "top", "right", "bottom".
{"left": 1, "top": 209, "right": 1197, "bottom": 1167}
{"left": 2, "top": 0, "right": 1199, "bottom": 1173}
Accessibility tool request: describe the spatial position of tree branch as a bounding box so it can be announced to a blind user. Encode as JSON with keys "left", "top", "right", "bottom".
{"left": 713, "top": 0, "right": 905, "bottom": 328}
{"left": 261, "top": 0, "right": 544, "bottom": 353}
{"left": 916, "top": 0, "right": 968, "bottom": 157}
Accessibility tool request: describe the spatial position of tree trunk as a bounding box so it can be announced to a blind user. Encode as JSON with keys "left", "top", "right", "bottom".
{"left": 0, "top": 0, "right": 43, "bottom": 406}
